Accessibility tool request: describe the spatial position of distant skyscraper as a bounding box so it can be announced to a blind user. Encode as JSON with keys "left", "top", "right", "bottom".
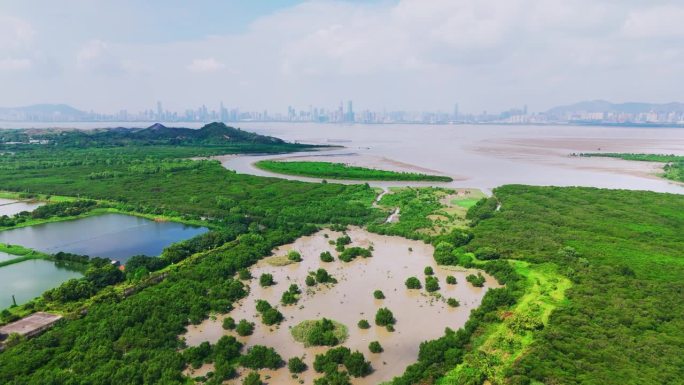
{"left": 156, "top": 101, "right": 162, "bottom": 120}
{"left": 220, "top": 102, "right": 228, "bottom": 122}
{"left": 453, "top": 103, "right": 459, "bottom": 120}
{"left": 346, "top": 100, "right": 354, "bottom": 122}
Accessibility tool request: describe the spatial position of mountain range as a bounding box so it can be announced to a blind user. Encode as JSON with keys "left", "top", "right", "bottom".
{"left": 545, "top": 100, "right": 684, "bottom": 115}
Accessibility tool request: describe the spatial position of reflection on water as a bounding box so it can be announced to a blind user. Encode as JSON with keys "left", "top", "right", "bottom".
{"left": 0, "top": 213, "right": 208, "bottom": 262}
{"left": 183, "top": 228, "right": 498, "bottom": 385}
{"left": 0, "top": 259, "right": 82, "bottom": 309}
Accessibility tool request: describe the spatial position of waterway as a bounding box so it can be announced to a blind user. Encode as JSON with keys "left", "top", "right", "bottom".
{"left": 226, "top": 123, "right": 684, "bottom": 194}
{"left": 4, "top": 122, "right": 681, "bottom": 193}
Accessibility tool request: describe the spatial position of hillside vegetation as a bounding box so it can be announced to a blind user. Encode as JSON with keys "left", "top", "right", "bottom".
{"left": 0, "top": 122, "right": 313, "bottom": 149}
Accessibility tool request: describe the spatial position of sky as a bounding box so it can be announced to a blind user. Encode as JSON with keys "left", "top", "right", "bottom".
{"left": 1, "top": 0, "right": 683, "bottom": 114}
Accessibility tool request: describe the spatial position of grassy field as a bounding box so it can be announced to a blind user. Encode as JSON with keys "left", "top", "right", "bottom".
{"left": 439, "top": 261, "right": 570, "bottom": 384}
{"left": 255, "top": 160, "right": 453, "bottom": 182}
{"left": 290, "top": 319, "right": 349, "bottom": 347}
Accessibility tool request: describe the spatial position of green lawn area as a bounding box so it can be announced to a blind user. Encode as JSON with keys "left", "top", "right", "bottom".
{"left": 451, "top": 198, "right": 480, "bottom": 208}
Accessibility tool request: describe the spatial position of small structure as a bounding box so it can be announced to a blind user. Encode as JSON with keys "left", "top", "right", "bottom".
{"left": 0, "top": 312, "right": 62, "bottom": 339}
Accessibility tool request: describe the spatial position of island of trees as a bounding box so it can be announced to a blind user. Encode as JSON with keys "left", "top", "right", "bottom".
{"left": 255, "top": 160, "right": 453, "bottom": 182}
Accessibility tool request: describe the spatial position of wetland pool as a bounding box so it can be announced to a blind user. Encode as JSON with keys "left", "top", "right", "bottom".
{"left": 0, "top": 213, "right": 208, "bottom": 263}
{"left": 182, "top": 227, "right": 499, "bottom": 385}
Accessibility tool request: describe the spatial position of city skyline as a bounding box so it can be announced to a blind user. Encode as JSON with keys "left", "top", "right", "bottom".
{"left": 2, "top": 99, "right": 683, "bottom": 125}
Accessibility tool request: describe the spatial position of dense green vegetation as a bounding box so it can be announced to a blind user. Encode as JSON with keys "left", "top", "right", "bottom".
{"left": 0, "top": 126, "right": 383, "bottom": 384}
{"left": 375, "top": 307, "right": 396, "bottom": 327}
{"left": 465, "top": 273, "right": 485, "bottom": 287}
{"left": 581, "top": 152, "right": 684, "bottom": 182}
{"left": 338, "top": 246, "right": 372, "bottom": 262}
{"left": 319, "top": 251, "right": 334, "bottom": 262}
{"left": 308, "top": 268, "right": 336, "bottom": 285}
{"left": 0, "top": 122, "right": 303, "bottom": 148}
{"left": 255, "top": 160, "right": 453, "bottom": 182}
{"left": 1, "top": 125, "right": 682, "bottom": 385}
{"left": 369, "top": 341, "right": 383, "bottom": 353}
{"left": 254, "top": 300, "right": 284, "bottom": 326}
{"left": 239, "top": 345, "right": 283, "bottom": 369}
{"left": 280, "top": 284, "right": 301, "bottom": 305}
{"left": 242, "top": 372, "right": 262, "bottom": 385}
{"left": 425, "top": 276, "right": 440, "bottom": 292}
{"left": 313, "top": 346, "right": 372, "bottom": 379}
{"left": 288, "top": 356, "right": 307, "bottom": 373}
{"left": 259, "top": 273, "right": 275, "bottom": 287}
{"left": 452, "top": 185, "right": 684, "bottom": 385}
{"left": 405, "top": 276, "right": 422, "bottom": 289}
{"left": 236, "top": 320, "right": 255, "bottom": 337}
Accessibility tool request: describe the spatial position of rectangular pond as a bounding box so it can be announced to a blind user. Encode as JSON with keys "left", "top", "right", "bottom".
{"left": 0, "top": 259, "right": 83, "bottom": 310}
{"left": 0, "top": 198, "right": 44, "bottom": 217}
{"left": 0, "top": 213, "right": 208, "bottom": 263}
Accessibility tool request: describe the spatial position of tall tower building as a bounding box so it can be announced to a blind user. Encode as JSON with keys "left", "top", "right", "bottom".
{"left": 453, "top": 103, "right": 459, "bottom": 121}
{"left": 347, "top": 100, "right": 354, "bottom": 122}
{"left": 156, "top": 101, "right": 163, "bottom": 121}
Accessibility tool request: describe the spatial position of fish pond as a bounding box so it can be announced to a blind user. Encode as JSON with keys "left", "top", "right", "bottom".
{"left": 0, "top": 259, "right": 83, "bottom": 309}
{"left": 0, "top": 213, "right": 208, "bottom": 263}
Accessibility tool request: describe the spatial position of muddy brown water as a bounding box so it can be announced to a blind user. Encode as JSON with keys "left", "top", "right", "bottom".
{"left": 182, "top": 227, "right": 498, "bottom": 384}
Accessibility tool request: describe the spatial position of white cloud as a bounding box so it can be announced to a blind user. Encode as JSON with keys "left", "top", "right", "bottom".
{"left": 622, "top": 5, "right": 684, "bottom": 38}
{"left": 0, "top": 15, "right": 35, "bottom": 50}
{"left": 2, "top": 1, "right": 684, "bottom": 112}
{"left": 187, "top": 58, "right": 226, "bottom": 73}
{"left": 0, "top": 58, "right": 32, "bottom": 71}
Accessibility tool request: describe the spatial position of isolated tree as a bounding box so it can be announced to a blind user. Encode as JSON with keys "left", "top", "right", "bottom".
{"left": 375, "top": 308, "right": 395, "bottom": 326}
{"left": 259, "top": 273, "right": 275, "bottom": 287}
{"left": 369, "top": 341, "right": 383, "bottom": 353}
{"left": 405, "top": 276, "right": 422, "bottom": 289}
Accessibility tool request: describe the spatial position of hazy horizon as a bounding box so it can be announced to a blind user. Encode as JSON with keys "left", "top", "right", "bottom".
{"left": 2, "top": 0, "right": 684, "bottom": 114}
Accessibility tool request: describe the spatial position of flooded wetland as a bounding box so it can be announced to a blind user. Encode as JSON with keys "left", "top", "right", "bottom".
{"left": 183, "top": 227, "right": 498, "bottom": 384}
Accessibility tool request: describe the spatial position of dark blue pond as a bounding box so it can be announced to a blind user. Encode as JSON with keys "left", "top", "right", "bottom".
{"left": 0, "top": 213, "right": 208, "bottom": 263}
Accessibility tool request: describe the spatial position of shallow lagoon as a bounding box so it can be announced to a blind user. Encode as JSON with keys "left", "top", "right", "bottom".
{"left": 183, "top": 228, "right": 498, "bottom": 384}
{"left": 0, "top": 213, "right": 208, "bottom": 263}
{"left": 0, "top": 259, "right": 82, "bottom": 309}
